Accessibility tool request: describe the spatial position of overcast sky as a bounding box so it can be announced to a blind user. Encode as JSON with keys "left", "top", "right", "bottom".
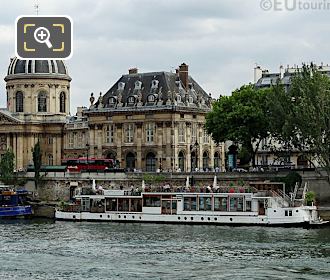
{"left": 0, "top": 0, "right": 329, "bottom": 113}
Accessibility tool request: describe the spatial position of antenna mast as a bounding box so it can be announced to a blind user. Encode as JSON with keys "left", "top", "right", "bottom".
{"left": 34, "top": 2, "right": 39, "bottom": 15}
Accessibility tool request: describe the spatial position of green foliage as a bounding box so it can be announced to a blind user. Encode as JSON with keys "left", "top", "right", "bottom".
{"left": 206, "top": 85, "right": 271, "bottom": 166}
{"left": 237, "top": 179, "right": 245, "bottom": 187}
{"left": 238, "top": 146, "right": 251, "bottom": 166}
{"left": 268, "top": 65, "right": 330, "bottom": 180}
{"left": 32, "top": 141, "right": 42, "bottom": 189}
{"left": 305, "top": 191, "right": 316, "bottom": 206}
{"left": 0, "top": 149, "right": 15, "bottom": 185}
{"left": 142, "top": 174, "right": 166, "bottom": 184}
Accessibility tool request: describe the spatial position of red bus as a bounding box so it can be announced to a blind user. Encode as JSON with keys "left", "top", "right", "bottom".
{"left": 61, "top": 158, "right": 114, "bottom": 172}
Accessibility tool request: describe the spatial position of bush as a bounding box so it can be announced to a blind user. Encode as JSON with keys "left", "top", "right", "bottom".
{"left": 305, "top": 191, "right": 316, "bottom": 206}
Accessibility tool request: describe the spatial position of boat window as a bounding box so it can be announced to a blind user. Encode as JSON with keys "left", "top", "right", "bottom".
{"left": 106, "top": 198, "right": 117, "bottom": 211}
{"left": 118, "top": 198, "right": 129, "bottom": 211}
{"left": 162, "top": 200, "right": 171, "bottom": 214}
{"left": 90, "top": 199, "right": 105, "bottom": 213}
{"left": 229, "top": 197, "right": 243, "bottom": 212}
{"left": 289, "top": 210, "right": 292, "bottom": 216}
{"left": 199, "top": 196, "right": 212, "bottom": 211}
{"left": 184, "top": 197, "right": 197, "bottom": 211}
{"left": 81, "top": 198, "right": 90, "bottom": 211}
{"left": 130, "top": 199, "right": 142, "bottom": 212}
{"left": 172, "top": 200, "right": 177, "bottom": 211}
{"left": 214, "top": 197, "right": 220, "bottom": 211}
{"left": 245, "top": 200, "right": 251, "bottom": 212}
{"left": 143, "top": 196, "right": 161, "bottom": 207}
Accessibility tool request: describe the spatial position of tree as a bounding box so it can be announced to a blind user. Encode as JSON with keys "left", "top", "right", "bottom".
{"left": 269, "top": 64, "right": 330, "bottom": 181}
{"left": 205, "top": 85, "right": 271, "bottom": 167}
{"left": 32, "top": 141, "right": 42, "bottom": 189}
{"left": 0, "top": 149, "right": 15, "bottom": 185}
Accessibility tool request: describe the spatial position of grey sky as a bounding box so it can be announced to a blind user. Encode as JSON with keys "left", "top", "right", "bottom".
{"left": 0, "top": 0, "right": 329, "bottom": 113}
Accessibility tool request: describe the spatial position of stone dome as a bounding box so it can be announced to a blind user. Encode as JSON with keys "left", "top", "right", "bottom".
{"left": 5, "top": 57, "right": 71, "bottom": 81}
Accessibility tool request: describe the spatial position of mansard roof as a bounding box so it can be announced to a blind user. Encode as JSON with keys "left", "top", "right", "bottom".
{"left": 87, "top": 68, "right": 212, "bottom": 112}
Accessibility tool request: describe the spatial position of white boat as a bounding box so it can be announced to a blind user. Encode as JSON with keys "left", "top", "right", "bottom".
{"left": 55, "top": 182, "right": 327, "bottom": 227}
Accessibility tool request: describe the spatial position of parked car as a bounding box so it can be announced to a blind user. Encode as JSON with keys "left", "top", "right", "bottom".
{"left": 232, "top": 168, "right": 248, "bottom": 173}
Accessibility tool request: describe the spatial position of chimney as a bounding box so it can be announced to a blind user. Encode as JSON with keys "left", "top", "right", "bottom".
{"left": 128, "top": 68, "right": 138, "bottom": 75}
{"left": 76, "top": 106, "right": 85, "bottom": 117}
{"left": 254, "top": 65, "right": 262, "bottom": 83}
{"left": 279, "top": 65, "right": 284, "bottom": 79}
{"left": 178, "top": 63, "right": 189, "bottom": 89}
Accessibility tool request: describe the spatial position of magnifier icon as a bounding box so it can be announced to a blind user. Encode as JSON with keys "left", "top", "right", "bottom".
{"left": 34, "top": 27, "right": 53, "bottom": 48}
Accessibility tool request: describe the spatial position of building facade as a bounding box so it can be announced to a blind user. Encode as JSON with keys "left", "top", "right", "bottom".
{"left": 1, "top": 58, "right": 224, "bottom": 172}
{"left": 0, "top": 58, "right": 71, "bottom": 169}
{"left": 64, "top": 64, "right": 225, "bottom": 172}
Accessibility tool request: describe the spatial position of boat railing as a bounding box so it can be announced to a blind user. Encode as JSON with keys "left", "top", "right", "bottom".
{"left": 59, "top": 204, "right": 81, "bottom": 212}
{"left": 75, "top": 186, "right": 257, "bottom": 197}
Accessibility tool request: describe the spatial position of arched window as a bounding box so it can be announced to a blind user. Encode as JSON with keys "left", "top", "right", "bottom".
{"left": 178, "top": 151, "right": 185, "bottom": 172}
{"left": 126, "top": 152, "right": 135, "bottom": 171}
{"left": 203, "top": 151, "right": 209, "bottom": 170}
{"left": 146, "top": 152, "right": 156, "bottom": 172}
{"left": 16, "top": 91, "right": 24, "bottom": 112}
{"left": 214, "top": 152, "right": 220, "bottom": 168}
{"left": 38, "top": 92, "right": 47, "bottom": 112}
{"left": 48, "top": 154, "right": 53, "bottom": 166}
{"left": 60, "top": 92, "right": 66, "bottom": 113}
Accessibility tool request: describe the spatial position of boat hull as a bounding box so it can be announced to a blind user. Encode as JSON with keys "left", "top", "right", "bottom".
{"left": 0, "top": 206, "right": 32, "bottom": 218}
{"left": 55, "top": 210, "right": 316, "bottom": 227}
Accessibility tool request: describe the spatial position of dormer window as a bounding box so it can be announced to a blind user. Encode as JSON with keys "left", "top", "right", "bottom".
{"left": 118, "top": 82, "right": 125, "bottom": 90}
{"left": 109, "top": 97, "right": 116, "bottom": 105}
{"left": 189, "top": 96, "right": 194, "bottom": 103}
{"left": 147, "top": 94, "right": 155, "bottom": 103}
{"left": 177, "top": 95, "right": 181, "bottom": 102}
{"left": 151, "top": 80, "right": 159, "bottom": 89}
{"left": 128, "top": 96, "right": 135, "bottom": 104}
{"left": 134, "top": 81, "right": 142, "bottom": 90}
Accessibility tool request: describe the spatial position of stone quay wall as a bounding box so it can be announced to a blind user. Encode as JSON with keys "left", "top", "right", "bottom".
{"left": 22, "top": 170, "right": 330, "bottom": 205}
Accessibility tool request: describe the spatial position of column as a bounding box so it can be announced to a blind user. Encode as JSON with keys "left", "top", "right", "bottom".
{"left": 89, "top": 125, "right": 95, "bottom": 157}
{"left": 210, "top": 139, "right": 215, "bottom": 170}
{"left": 198, "top": 126, "right": 203, "bottom": 170}
{"left": 97, "top": 125, "right": 103, "bottom": 158}
{"left": 186, "top": 123, "right": 191, "bottom": 172}
{"left": 13, "top": 134, "right": 17, "bottom": 168}
{"left": 57, "top": 135, "right": 62, "bottom": 165}
{"left": 173, "top": 122, "right": 179, "bottom": 171}
{"left": 116, "top": 124, "right": 122, "bottom": 167}
{"left": 6, "top": 134, "right": 10, "bottom": 151}
{"left": 221, "top": 143, "right": 226, "bottom": 170}
{"left": 17, "top": 134, "right": 24, "bottom": 169}
{"left": 136, "top": 124, "right": 142, "bottom": 170}
{"left": 165, "top": 123, "right": 172, "bottom": 171}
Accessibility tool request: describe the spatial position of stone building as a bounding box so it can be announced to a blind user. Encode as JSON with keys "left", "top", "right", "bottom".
{"left": 64, "top": 63, "right": 225, "bottom": 172}
{"left": 0, "top": 58, "right": 71, "bottom": 169}
{"left": 0, "top": 58, "right": 224, "bottom": 172}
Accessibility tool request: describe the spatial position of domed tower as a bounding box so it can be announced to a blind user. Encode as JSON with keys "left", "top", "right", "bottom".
{"left": 5, "top": 57, "right": 71, "bottom": 116}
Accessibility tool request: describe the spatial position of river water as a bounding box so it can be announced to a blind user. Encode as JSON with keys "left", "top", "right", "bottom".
{"left": 0, "top": 220, "right": 329, "bottom": 280}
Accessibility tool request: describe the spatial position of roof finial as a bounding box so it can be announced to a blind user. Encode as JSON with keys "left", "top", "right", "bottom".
{"left": 34, "top": 2, "right": 39, "bottom": 15}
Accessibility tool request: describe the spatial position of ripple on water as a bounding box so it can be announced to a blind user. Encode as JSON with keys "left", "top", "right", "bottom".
{"left": 0, "top": 220, "right": 329, "bottom": 280}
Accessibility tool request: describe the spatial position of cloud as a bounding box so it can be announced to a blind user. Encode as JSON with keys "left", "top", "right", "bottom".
{"left": 0, "top": 0, "right": 329, "bottom": 112}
